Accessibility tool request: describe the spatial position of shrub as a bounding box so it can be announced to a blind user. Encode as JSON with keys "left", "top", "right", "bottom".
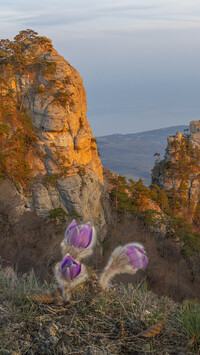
{"left": 44, "top": 174, "right": 59, "bottom": 186}
{"left": 53, "top": 90, "right": 73, "bottom": 108}
{"left": 42, "top": 60, "right": 57, "bottom": 75}
{"left": 62, "top": 75, "right": 71, "bottom": 85}
{"left": 48, "top": 207, "right": 67, "bottom": 223}
{"left": 182, "top": 232, "right": 200, "bottom": 256}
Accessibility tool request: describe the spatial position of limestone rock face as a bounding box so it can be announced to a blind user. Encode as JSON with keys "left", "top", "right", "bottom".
{"left": 0, "top": 33, "right": 106, "bottom": 239}
{"left": 152, "top": 121, "right": 200, "bottom": 222}
{"left": 15, "top": 41, "right": 103, "bottom": 182}
{"left": 189, "top": 121, "right": 200, "bottom": 149}
{"left": 0, "top": 180, "right": 27, "bottom": 224}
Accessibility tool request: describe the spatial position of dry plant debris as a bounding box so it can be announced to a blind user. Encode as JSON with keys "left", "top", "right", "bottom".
{"left": 0, "top": 267, "right": 199, "bottom": 354}
{"left": 26, "top": 293, "right": 55, "bottom": 304}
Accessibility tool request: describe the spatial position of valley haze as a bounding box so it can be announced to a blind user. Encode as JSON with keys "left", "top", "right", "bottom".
{"left": 97, "top": 125, "right": 188, "bottom": 185}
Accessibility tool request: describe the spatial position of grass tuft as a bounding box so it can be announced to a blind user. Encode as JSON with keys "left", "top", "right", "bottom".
{"left": 0, "top": 266, "right": 199, "bottom": 354}
{"left": 180, "top": 300, "right": 200, "bottom": 346}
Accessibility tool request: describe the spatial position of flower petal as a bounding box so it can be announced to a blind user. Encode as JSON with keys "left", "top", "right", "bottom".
{"left": 60, "top": 255, "right": 81, "bottom": 280}
{"left": 69, "top": 263, "right": 81, "bottom": 280}
{"left": 133, "top": 245, "right": 145, "bottom": 255}
{"left": 142, "top": 254, "right": 148, "bottom": 268}
{"left": 68, "top": 227, "right": 80, "bottom": 247}
{"left": 126, "top": 246, "right": 143, "bottom": 269}
{"left": 65, "top": 220, "right": 77, "bottom": 238}
{"left": 60, "top": 255, "right": 73, "bottom": 269}
{"left": 78, "top": 225, "right": 92, "bottom": 248}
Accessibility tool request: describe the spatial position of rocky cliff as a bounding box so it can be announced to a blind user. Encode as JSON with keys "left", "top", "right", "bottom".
{"left": 0, "top": 30, "right": 105, "bottom": 272}
{"left": 152, "top": 121, "right": 200, "bottom": 224}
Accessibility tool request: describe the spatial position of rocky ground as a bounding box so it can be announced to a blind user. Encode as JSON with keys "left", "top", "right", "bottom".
{"left": 0, "top": 267, "right": 199, "bottom": 355}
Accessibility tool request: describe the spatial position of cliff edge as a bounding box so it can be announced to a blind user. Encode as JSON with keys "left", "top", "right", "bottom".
{"left": 152, "top": 121, "right": 200, "bottom": 225}
{"left": 0, "top": 30, "right": 105, "bottom": 272}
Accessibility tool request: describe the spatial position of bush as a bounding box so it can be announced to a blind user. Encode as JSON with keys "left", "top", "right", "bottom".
{"left": 42, "top": 60, "right": 57, "bottom": 75}
{"left": 48, "top": 207, "right": 67, "bottom": 223}
{"left": 182, "top": 232, "right": 200, "bottom": 256}
{"left": 44, "top": 174, "right": 59, "bottom": 186}
{"left": 53, "top": 90, "right": 73, "bottom": 108}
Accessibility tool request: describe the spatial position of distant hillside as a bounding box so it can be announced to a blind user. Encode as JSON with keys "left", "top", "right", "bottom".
{"left": 97, "top": 125, "right": 188, "bottom": 185}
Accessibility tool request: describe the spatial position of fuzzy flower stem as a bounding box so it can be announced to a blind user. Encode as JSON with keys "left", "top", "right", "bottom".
{"left": 99, "top": 243, "right": 148, "bottom": 289}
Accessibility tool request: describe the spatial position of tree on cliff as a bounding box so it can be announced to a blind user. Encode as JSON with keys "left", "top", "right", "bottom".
{"left": 109, "top": 175, "right": 130, "bottom": 212}
{"left": 0, "top": 29, "right": 55, "bottom": 185}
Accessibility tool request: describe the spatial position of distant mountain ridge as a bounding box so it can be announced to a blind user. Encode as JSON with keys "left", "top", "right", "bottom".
{"left": 97, "top": 125, "right": 189, "bottom": 185}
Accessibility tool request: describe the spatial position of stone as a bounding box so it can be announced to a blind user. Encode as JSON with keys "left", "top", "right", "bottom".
{"left": 32, "top": 183, "right": 53, "bottom": 217}
{"left": 0, "top": 32, "right": 106, "bottom": 271}
{"left": 189, "top": 120, "right": 200, "bottom": 149}
{"left": 152, "top": 120, "right": 200, "bottom": 221}
{"left": 17, "top": 36, "right": 104, "bottom": 220}
{"left": 0, "top": 180, "right": 26, "bottom": 224}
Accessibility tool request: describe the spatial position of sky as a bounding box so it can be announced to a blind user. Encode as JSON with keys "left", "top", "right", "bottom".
{"left": 0, "top": 0, "right": 200, "bottom": 136}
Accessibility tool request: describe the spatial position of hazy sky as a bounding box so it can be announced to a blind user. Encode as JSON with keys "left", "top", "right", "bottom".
{"left": 1, "top": 0, "right": 200, "bottom": 136}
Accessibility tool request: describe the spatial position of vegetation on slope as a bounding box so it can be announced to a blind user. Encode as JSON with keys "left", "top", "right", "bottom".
{"left": 0, "top": 29, "right": 59, "bottom": 186}
{"left": 153, "top": 135, "right": 200, "bottom": 219}
{"left": 0, "top": 267, "right": 199, "bottom": 354}
{"left": 0, "top": 30, "right": 53, "bottom": 185}
{"left": 104, "top": 168, "right": 200, "bottom": 285}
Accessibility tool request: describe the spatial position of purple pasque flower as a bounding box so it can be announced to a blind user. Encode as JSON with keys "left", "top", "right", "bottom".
{"left": 54, "top": 254, "right": 88, "bottom": 299}
{"left": 60, "top": 255, "right": 81, "bottom": 281}
{"left": 126, "top": 244, "right": 148, "bottom": 269}
{"left": 61, "top": 220, "right": 96, "bottom": 261}
{"left": 99, "top": 243, "right": 148, "bottom": 289}
{"left": 65, "top": 220, "right": 94, "bottom": 249}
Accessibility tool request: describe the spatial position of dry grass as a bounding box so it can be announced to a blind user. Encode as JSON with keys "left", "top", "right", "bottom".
{"left": 0, "top": 267, "right": 199, "bottom": 355}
